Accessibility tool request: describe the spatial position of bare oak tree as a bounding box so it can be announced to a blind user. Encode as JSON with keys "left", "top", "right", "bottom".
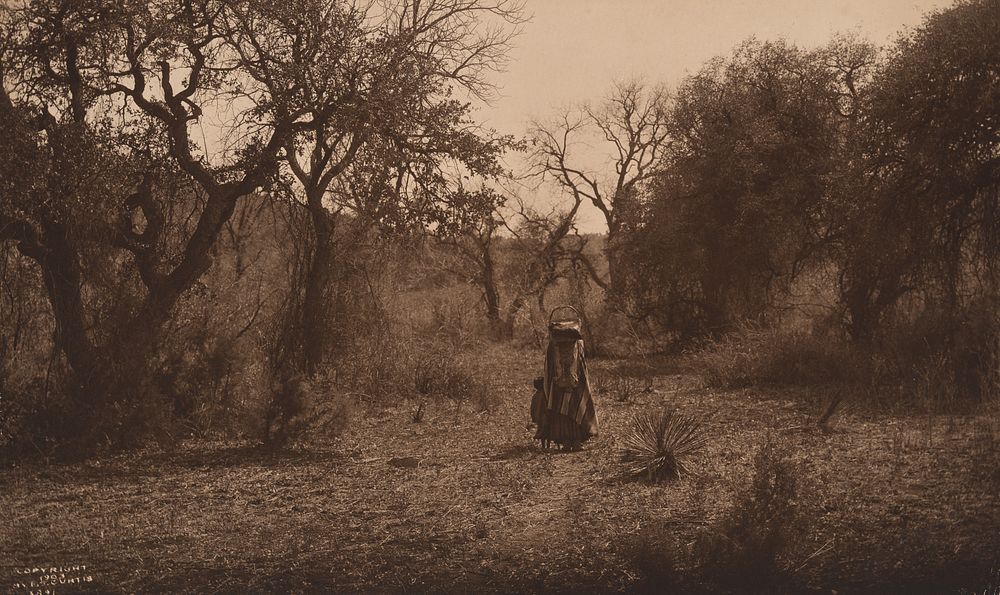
{"left": 529, "top": 79, "right": 670, "bottom": 296}
{"left": 440, "top": 188, "right": 595, "bottom": 340}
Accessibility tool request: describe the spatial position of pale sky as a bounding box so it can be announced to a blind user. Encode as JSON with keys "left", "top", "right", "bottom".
{"left": 476, "top": 0, "right": 953, "bottom": 232}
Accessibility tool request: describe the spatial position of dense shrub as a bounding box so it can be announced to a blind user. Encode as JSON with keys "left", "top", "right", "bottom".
{"left": 333, "top": 321, "right": 412, "bottom": 401}
{"left": 883, "top": 303, "right": 1000, "bottom": 410}
{"left": 264, "top": 373, "right": 353, "bottom": 447}
{"left": 625, "top": 436, "right": 806, "bottom": 593}
{"left": 409, "top": 343, "right": 501, "bottom": 413}
{"left": 1, "top": 374, "right": 78, "bottom": 460}
{"left": 684, "top": 322, "right": 865, "bottom": 389}
{"left": 692, "top": 437, "right": 804, "bottom": 591}
{"left": 685, "top": 308, "right": 1000, "bottom": 412}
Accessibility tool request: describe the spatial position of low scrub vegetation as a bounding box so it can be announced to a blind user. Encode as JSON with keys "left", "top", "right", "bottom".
{"left": 410, "top": 343, "right": 501, "bottom": 413}
{"left": 692, "top": 437, "right": 804, "bottom": 590}
{"left": 595, "top": 373, "right": 647, "bottom": 403}
{"left": 686, "top": 308, "right": 1000, "bottom": 412}
{"left": 627, "top": 436, "right": 808, "bottom": 593}
{"left": 684, "top": 322, "right": 863, "bottom": 389}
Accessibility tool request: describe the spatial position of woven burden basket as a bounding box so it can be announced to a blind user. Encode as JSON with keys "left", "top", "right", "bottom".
{"left": 548, "top": 305, "right": 582, "bottom": 326}
{"left": 548, "top": 305, "right": 583, "bottom": 342}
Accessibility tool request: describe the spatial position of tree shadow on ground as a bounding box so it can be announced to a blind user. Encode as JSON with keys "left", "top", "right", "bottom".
{"left": 490, "top": 442, "right": 539, "bottom": 460}
{"left": 156, "top": 444, "right": 347, "bottom": 471}
{"left": 142, "top": 563, "right": 612, "bottom": 595}
{"left": 2, "top": 443, "right": 349, "bottom": 485}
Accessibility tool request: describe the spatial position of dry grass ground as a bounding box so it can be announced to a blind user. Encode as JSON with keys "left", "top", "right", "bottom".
{"left": 2, "top": 344, "right": 998, "bottom": 593}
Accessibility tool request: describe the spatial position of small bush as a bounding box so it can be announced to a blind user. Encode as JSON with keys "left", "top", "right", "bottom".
{"left": 693, "top": 437, "right": 802, "bottom": 590}
{"left": 335, "top": 324, "right": 411, "bottom": 400}
{"left": 624, "top": 437, "right": 807, "bottom": 592}
{"left": 411, "top": 348, "right": 474, "bottom": 400}
{"left": 596, "top": 374, "right": 646, "bottom": 403}
{"left": 410, "top": 401, "right": 425, "bottom": 423}
{"left": 471, "top": 375, "right": 502, "bottom": 413}
{"left": 620, "top": 408, "right": 706, "bottom": 482}
{"left": 263, "top": 373, "right": 352, "bottom": 447}
{"left": 263, "top": 374, "right": 310, "bottom": 446}
{"left": 409, "top": 344, "right": 500, "bottom": 413}
{"left": 152, "top": 332, "right": 251, "bottom": 437}
{"left": 298, "top": 374, "right": 353, "bottom": 444}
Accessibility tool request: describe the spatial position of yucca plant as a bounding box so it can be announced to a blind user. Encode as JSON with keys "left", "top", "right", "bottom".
{"left": 621, "top": 408, "right": 706, "bottom": 482}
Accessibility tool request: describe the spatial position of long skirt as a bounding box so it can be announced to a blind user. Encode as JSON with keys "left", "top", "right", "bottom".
{"left": 536, "top": 411, "right": 588, "bottom": 449}
{"left": 534, "top": 386, "right": 594, "bottom": 449}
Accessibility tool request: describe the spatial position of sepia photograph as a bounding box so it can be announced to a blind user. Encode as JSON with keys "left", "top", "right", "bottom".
{"left": 1, "top": 0, "right": 998, "bottom": 592}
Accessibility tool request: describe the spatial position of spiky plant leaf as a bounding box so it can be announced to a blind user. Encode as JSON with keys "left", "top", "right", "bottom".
{"left": 620, "top": 408, "right": 706, "bottom": 482}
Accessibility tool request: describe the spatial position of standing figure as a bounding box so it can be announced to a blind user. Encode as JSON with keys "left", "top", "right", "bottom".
{"left": 534, "top": 307, "right": 598, "bottom": 450}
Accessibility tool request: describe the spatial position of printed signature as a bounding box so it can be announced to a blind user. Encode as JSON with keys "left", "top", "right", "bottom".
{"left": 9, "top": 565, "right": 94, "bottom": 594}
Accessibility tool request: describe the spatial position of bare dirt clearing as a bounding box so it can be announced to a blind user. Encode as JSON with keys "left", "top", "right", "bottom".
{"left": 2, "top": 346, "right": 998, "bottom": 593}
